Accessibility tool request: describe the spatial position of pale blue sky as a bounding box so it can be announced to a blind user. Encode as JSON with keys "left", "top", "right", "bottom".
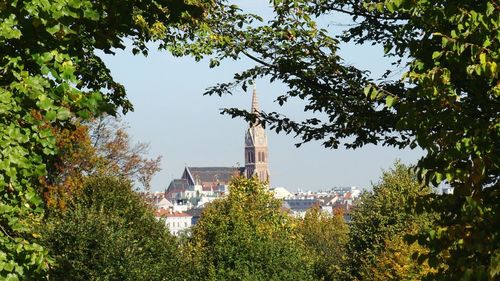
{"left": 98, "top": 3, "right": 422, "bottom": 192}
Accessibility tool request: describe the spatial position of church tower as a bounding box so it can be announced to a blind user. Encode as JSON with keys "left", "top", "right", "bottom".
{"left": 244, "top": 87, "right": 270, "bottom": 182}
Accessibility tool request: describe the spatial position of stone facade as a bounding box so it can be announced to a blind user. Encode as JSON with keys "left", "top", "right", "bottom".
{"left": 244, "top": 87, "right": 270, "bottom": 182}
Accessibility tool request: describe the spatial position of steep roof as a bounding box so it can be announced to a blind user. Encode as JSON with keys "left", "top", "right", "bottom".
{"left": 182, "top": 167, "right": 244, "bottom": 186}
{"left": 156, "top": 198, "right": 173, "bottom": 209}
{"left": 165, "top": 179, "right": 189, "bottom": 199}
{"left": 166, "top": 179, "right": 189, "bottom": 192}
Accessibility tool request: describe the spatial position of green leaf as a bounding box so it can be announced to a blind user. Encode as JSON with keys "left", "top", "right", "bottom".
{"left": 46, "top": 24, "right": 61, "bottom": 35}
{"left": 37, "top": 96, "right": 52, "bottom": 110}
{"left": 479, "top": 53, "right": 486, "bottom": 65}
{"left": 0, "top": 14, "right": 22, "bottom": 39}
{"left": 3, "top": 261, "right": 14, "bottom": 272}
{"left": 393, "top": 0, "right": 403, "bottom": 8}
{"left": 56, "top": 108, "right": 70, "bottom": 120}
{"left": 483, "top": 38, "right": 491, "bottom": 48}
{"left": 83, "top": 8, "right": 100, "bottom": 21}
{"left": 385, "top": 96, "right": 396, "bottom": 107}
{"left": 432, "top": 51, "right": 442, "bottom": 60}
{"left": 5, "top": 273, "right": 20, "bottom": 281}
{"left": 363, "top": 85, "right": 372, "bottom": 97}
{"left": 68, "top": 0, "right": 83, "bottom": 9}
{"left": 386, "top": 2, "right": 395, "bottom": 13}
{"left": 370, "top": 88, "right": 380, "bottom": 100}
{"left": 45, "top": 110, "right": 56, "bottom": 121}
{"left": 441, "top": 37, "right": 449, "bottom": 47}
{"left": 489, "top": 62, "right": 497, "bottom": 77}
{"left": 486, "top": 2, "right": 495, "bottom": 16}
{"left": 60, "top": 60, "right": 76, "bottom": 81}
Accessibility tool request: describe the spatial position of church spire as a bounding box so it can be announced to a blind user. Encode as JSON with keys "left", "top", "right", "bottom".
{"left": 250, "top": 85, "right": 261, "bottom": 128}
{"left": 244, "top": 86, "right": 270, "bottom": 184}
{"left": 251, "top": 85, "right": 260, "bottom": 114}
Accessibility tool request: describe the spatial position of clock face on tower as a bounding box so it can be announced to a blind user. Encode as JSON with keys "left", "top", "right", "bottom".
{"left": 257, "top": 136, "right": 265, "bottom": 145}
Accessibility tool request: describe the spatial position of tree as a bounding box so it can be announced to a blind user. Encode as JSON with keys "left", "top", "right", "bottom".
{"left": 43, "top": 117, "right": 161, "bottom": 210}
{"left": 347, "top": 162, "right": 437, "bottom": 280}
{"left": 366, "top": 232, "right": 436, "bottom": 281}
{"left": 184, "top": 1, "right": 498, "bottom": 278}
{"left": 89, "top": 116, "right": 161, "bottom": 191}
{"left": 42, "top": 176, "right": 180, "bottom": 281}
{"left": 183, "top": 177, "right": 314, "bottom": 281}
{"left": 0, "top": 0, "right": 218, "bottom": 278}
{"left": 41, "top": 122, "right": 98, "bottom": 210}
{"left": 298, "top": 206, "right": 349, "bottom": 281}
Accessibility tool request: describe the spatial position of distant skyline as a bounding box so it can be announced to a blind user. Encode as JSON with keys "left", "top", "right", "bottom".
{"left": 98, "top": 4, "right": 422, "bottom": 192}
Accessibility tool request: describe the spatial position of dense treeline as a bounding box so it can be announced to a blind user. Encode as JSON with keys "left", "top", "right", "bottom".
{"left": 41, "top": 154, "right": 438, "bottom": 281}
{"left": 1, "top": 0, "right": 497, "bottom": 280}
{"left": 37, "top": 119, "right": 439, "bottom": 280}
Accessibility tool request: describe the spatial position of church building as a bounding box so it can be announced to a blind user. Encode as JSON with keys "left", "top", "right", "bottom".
{"left": 165, "top": 88, "right": 270, "bottom": 201}
{"left": 244, "top": 87, "right": 270, "bottom": 182}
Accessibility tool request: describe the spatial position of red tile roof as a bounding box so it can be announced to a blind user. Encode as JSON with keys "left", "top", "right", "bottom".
{"left": 155, "top": 209, "right": 192, "bottom": 218}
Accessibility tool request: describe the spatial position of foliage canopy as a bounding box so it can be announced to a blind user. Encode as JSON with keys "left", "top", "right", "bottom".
{"left": 42, "top": 176, "right": 179, "bottom": 281}
{"left": 298, "top": 206, "right": 349, "bottom": 281}
{"left": 1, "top": 0, "right": 498, "bottom": 279}
{"left": 0, "top": 0, "right": 213, "bottom": 278}
{"left": 188, "top": 1, "right": 499, "bottom": 278}
{"left": 347, "top": 162, "right": 436, "bottom": 280}
{"left": 183, "top": 177, "right": 314, "bottom": 281}
{"left": 43, "top": 117, "right": 161, "bottom": 210}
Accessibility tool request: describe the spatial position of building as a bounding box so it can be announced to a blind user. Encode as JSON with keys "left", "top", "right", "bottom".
{"left": 185, "top": 207, "right": 204, "bottom": 225}
{"left": 165, "top": 179, "right": 189, "bottom": 200}
{"left": 147, "top": 88, "right": 367, "bottom": 229}
{"left": 278, "top": 186, "right": 362, "bottom": 221}
{"left": 165, "top": 166, "right": 242, "bottom": 203}
{"left": 284, "top": 198, "right": 321, "bottom": 217}
{"left": 156, "top": 209, "right": 193, "bottom": 236}
{"left": 181, "top": 166, "right": 244, "bottom": 195}
{"left": 165, "top": 88, "right": 271, "bottom": 201}
{"left": 270, "top": 186, "right": 293, "bottom": 199}
{"left": 244, "top": 87, "right": 270, "bottom": 182}
{"left": 156, "top": 197, "right": 173, "bottom": 210}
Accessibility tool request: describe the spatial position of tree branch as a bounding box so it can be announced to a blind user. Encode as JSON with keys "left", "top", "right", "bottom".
{"left": 242, "top": 51, "right": 275, "bottom": 68}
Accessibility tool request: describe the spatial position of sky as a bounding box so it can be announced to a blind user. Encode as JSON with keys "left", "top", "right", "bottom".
{"left": 98, "top": 3, "right": 422, "bottom": 192}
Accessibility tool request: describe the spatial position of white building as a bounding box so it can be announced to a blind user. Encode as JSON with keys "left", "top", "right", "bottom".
{"left": 283, "top": 198, "right": 321, "bottom": 217}
{"left": 156, "top": 209, "right": 193, "bottom": 236}
{"left": 270, "top": 186, "right": 293, "bottom": 199}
